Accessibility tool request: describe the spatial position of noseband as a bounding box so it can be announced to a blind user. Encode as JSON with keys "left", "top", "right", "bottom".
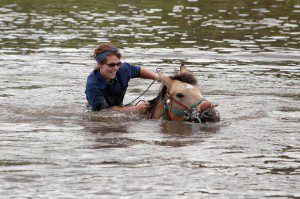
{"left": 161, "top": 94, "right": 216, "bottom": 123}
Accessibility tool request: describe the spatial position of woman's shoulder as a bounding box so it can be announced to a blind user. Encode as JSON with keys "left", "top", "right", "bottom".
{"left": 87, "top": 70, "right": 97, "bottom": 79}
{"left": 120, "top": 62, "right": 132, "bottom": 68}
{"left": 118, "top": 62, "right": 141, "bottom": 79}
{"left": 87, "top": 70, "right": 101, "bottom": 85}
{"left": 119, "top": 62, "right": 140, "bottom": 71}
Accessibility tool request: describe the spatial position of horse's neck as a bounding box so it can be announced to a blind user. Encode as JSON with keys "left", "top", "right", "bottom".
{"left": 151, "top": 95, "right": 165, "bottom": 119}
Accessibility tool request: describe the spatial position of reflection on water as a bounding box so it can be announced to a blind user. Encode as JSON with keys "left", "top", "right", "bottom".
{"left": 0, "top": 0, "right": 299, "bottom": 50}
{"left": 85, "top": 119, "right": 221, "bottom": 148}
{"left": 0, "top": 0, "right": 299, "bottom": 198}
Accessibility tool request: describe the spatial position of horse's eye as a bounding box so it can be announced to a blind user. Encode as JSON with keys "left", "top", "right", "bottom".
{"left": 176, "top": 93, "right": 184, "bottom": 98}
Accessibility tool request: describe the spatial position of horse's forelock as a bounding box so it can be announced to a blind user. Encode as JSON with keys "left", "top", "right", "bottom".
{"left": 170, "top": 72, "right": 198, "bottom": 85}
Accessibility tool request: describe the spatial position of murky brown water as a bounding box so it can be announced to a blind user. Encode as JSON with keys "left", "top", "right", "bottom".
{"left": 0, "top": 0, "right": 299, "bottom": 198}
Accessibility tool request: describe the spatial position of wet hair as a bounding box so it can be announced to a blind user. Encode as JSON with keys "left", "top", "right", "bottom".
{"left": 93, "top": 44, "right": 121, "bottom": 64}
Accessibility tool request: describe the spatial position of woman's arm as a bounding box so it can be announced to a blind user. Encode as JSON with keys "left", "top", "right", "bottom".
{"left": 111, "top": 102, "right": 150, "bottom": 113}
{"left": 139, "top": 67, "right": 158, "bottom": 80}
{"left": 110, "top": 67, "right": 157, "bottom": 113}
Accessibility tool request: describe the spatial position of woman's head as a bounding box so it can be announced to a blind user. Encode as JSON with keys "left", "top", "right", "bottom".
{"left": 94, "top": 44, "right": 122, "bottom": 82}
{"left": 93, "top": 44, "right": 121, "bottom": 64}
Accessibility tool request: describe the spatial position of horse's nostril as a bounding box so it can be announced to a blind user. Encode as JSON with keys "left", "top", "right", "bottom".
{"left": 194, "top": 118, "right": 201, "bottom": 123}
{"left": 201, "top": 109, "right": 220, "bottom": 123}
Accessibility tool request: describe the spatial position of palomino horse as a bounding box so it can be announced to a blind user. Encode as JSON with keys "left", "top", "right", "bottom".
{"left": 148, "top": 65, "right": 220, "bottom": 123}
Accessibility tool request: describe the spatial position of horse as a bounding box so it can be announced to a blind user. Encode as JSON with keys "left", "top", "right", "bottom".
{"left": 148, "top": 65, "right": 220, "bottom": 123}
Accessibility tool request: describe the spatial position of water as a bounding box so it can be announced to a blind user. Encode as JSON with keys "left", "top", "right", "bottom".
{"left": 0, "top": 0, "right": 299, "bottom": 198}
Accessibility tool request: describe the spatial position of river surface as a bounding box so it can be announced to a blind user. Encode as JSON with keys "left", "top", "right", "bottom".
{"left": 0, "top": 0, "right": 299, "bottom": 198}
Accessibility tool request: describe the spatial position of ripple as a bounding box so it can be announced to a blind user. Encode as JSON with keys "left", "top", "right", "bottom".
{"left": 0, "top": 1, "right": 299, "bottom": 198}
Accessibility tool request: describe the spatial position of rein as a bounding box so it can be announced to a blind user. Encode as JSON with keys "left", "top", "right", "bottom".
{"left": 125, "top": 78, "right": 158, "bottom": 106}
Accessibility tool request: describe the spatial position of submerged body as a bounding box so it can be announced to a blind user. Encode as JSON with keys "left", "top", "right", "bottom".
{"left": 85, "top": 44, "right": 158, "bottom": 113}
{"left": 86, "top": 62, "right": 141, "bottom": 110}
{"left": 149, "top": 65, "right": 220, "bottom": 123}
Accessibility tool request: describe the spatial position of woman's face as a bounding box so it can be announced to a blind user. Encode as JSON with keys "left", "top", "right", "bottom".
{"left": 99, "top": 54, "right": 121, "bottom": 82}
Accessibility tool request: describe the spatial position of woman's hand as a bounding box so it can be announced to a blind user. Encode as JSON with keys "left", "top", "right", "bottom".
{"left": 132, "top": 102, "right": 150, "bottom": 114}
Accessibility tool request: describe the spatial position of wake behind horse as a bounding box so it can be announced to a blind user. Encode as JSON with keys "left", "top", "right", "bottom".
{"left": 148, "top": 65, "right": 220, "bottom": 123}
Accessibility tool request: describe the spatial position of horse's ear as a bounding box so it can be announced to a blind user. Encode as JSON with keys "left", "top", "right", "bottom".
{"left": 158, "top": 71, "right": 173, "bottom": 88}
{"left": 180, "top": 64, "right": 189, "bottom": 74}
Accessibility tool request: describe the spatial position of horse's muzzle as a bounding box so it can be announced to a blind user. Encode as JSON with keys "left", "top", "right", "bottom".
{"left": 197, "top": 108, "right": 220, "bottom": 123}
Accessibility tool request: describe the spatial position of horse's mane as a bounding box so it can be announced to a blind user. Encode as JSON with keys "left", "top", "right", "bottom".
{"left": 148, "top": 72, "right": 198, "bottom": 118}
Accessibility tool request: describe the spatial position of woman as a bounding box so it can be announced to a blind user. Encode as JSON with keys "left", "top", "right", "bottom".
{"left": 85, "top": 44, "right": 158, "bottom": 113}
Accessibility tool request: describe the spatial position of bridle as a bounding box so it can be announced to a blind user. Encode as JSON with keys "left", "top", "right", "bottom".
{"left": 161, "top": 94, "right": 216, "bottom": 123}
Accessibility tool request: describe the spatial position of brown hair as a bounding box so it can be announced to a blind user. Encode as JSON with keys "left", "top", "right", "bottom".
{"left": 93, "top": 44, "right": 121, "bottom": 64}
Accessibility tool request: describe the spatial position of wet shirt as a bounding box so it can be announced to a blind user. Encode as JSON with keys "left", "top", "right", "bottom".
{"left": 85, "top": 62, "right": 141, "bottom": 111}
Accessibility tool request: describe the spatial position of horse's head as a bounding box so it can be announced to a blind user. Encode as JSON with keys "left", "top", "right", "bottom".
{"left": 157, "top": 65, "right": 220, "bottom": 123}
